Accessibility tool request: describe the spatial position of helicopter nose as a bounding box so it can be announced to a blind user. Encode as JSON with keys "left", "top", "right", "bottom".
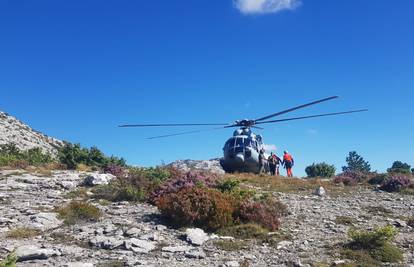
{"left": 235, "top": 153, "right": 244, "bottom": 163}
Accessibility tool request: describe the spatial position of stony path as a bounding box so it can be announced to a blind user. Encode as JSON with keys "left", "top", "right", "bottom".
{"left": 1, "top": 170, "right": 413, "bottom": 267}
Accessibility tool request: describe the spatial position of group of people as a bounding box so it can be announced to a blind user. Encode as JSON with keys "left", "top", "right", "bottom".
{"left": 259, "top": 150, "right": 294, "bottom": 177}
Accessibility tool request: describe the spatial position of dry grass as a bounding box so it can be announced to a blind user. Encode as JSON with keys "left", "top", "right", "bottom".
{"left": 6, "top": 227, "right": 41, "bottom": 239}
{"left": 56, "top": 201, "right": 102, "bottom": 225}
{"left": 213, "top": 239, "right": 248, "bottom": 251}
{"left": 335, "top": 216, "right": 357, "bottom": 226}
{"left": 225, "top": 173, "right": 353, "bottom": 196}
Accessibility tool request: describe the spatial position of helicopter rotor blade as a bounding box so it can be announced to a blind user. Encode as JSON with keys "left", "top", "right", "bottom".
{"left": 146, "top": 127, "right": 227, "bottom": 139}
{"left": 256, "top": 109, "right": 368, "bottom": 125}
{"left": 254, "top": 96, "right": 339, "bottom": 122}
{"left": 119, "top": 123, "right": 229, "bottom": 128}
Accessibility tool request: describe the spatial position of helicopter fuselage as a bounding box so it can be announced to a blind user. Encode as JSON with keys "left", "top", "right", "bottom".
{"left": 220, "top": 128, "right": 269, "bottom": 174}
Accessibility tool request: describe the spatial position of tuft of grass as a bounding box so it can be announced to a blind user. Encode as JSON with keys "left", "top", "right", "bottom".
{"left": 218, "top": 223, "right": 268, "bottom": 239}
{"left": 364, "top": 206, "right": 393, "bottom": 217}
{"left": 56, "top": 201, "right": 102, "bottom": 225}
{"left": 97, "top": 261, "right": 125, "bottom": 267}
{"left": 6, "top": 227, "right": 41, "bottom": 239}
{"left": 214, "top": 239, "right": 248, "bottom": 251}
{"left": 0, "top": 253, "right": 17, "bottom": 267}
{"left": 50, "top": 232, "right": 90, "bottom": 248}
{"left": 65, "top": 188, "right": 89, "bottom": 200}
{"left": 335, "top": 216, "right": 357, "bottom": 226}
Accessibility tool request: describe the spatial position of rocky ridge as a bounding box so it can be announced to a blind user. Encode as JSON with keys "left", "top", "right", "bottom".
{"left": 0, "top": 111, "right": 64, "bottom": 155}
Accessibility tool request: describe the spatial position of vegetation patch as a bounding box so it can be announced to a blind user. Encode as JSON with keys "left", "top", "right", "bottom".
{"left": 335, "top": 216, "right": 357, "bottom": 226}
{"left": 379, "top": 175, "right": 412, "bottom": 192}
{"left": 305, "top": 162, "right": 336, "bottom": 178}
{"left": 340, "top": 225, "right": 403, "bottom": 265}
{"left": 6, "top": 227, "right": 41, "bottom": 239}
{"left": 218, "top": 223, "right": 268, "bottom": 239}
{"left": 65, "top": 188, "right": 89, "bottom": 200}
{"left": 0, "top": 253, "right": 17, "bottom": 267}
{"left": 213, "top": 239, "right": 248, "bottom": 251}
{"left": 56, "top": 201, "right": 102, "bottom": 225}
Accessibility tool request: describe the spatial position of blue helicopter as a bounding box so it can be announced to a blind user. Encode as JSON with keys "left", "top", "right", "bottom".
{"left": 119, "top": 96, "right": 367, "bottom": 174}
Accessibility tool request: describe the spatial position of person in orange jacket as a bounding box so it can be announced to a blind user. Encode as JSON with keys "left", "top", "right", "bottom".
{"left": 283, "top": 150, "right": 294, "bottom": 177}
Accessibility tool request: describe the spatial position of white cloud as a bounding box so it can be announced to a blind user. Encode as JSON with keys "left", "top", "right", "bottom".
{"left": 263, "top": 144, "right": 277, "bottom": 152}
{"left": 234, "top": 0, "right": 301, "bottom": 15}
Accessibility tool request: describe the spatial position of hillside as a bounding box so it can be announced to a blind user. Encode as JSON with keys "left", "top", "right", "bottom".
{"left": 0, "top": 112, "right": 64, "bottom": 155}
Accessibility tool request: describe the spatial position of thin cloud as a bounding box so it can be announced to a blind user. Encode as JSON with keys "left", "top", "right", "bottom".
{"left": 263, "top": 144, "right": 277, "bottom": 152}
{"left": 234, "top": 0, "right": 301, "bottom": 15}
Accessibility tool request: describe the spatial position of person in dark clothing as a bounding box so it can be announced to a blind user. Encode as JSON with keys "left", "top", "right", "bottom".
{"left": 258, "top": 149, "right": 266, "bottom": 174}
{"left": 268, "top": 152, "right": 277, "bottom": 175}
{"left": 273, "top": 153, "right": 282, "bottom": 175}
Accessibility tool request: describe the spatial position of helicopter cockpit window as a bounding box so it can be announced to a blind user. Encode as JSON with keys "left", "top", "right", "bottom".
{"left": 225, "top": 138, "right": 236, "bottom": 149}
{"left": 236, "top": 138, "right": 244, "bottom": 147}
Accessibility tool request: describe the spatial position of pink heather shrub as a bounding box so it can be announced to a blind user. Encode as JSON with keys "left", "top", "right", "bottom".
{"left": 379, "top": 176, "right": 411, "bottom": 192}
{"left": 236, "top": 198, "right": 288, "bottom": 231}
{"left": 149, "top": 171, "right": 219, "bottom": 204}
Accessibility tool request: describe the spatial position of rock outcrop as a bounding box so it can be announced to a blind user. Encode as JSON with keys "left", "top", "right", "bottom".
{"left": 0, "top": 111, "right": 64, "bottom": 155}
{"left": 168, "top": 159, "right": 225, "bottom": 174}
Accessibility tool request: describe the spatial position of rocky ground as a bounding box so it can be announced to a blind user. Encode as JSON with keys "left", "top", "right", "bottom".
{"left": 1, "top": 170, "right": 413, "bottom": 267}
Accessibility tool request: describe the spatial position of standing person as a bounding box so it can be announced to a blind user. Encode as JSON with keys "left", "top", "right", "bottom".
{"left": 258, "top": 149, "right": 266, "bottom": 174}
{"left": 273, "top": 152, "right": 282, "bottom": 176}
{"left": 268, "top": 152, "right": 276, "bottom": 175}
{"left": 283, "top": 150, "right": 294, "bottom": 177}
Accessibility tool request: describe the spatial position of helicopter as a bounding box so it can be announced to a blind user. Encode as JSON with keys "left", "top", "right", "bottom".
{"left": 119, "top": 96, "right": 367, "bottom": 174}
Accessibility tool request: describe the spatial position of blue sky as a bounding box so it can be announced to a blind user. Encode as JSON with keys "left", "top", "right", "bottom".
{"left": 1, "top": 0, "right": 413, "bottom": 176}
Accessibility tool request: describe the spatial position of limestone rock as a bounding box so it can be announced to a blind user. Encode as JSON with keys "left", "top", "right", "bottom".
{"left": 83, "top": 173, "right": 116, "bottom": 186}
{"left": 314, "top": 186, "right": 326, "bottom": 197}
{"left": 15, "top": 245, "right": 61, "bottom": 262}
{"left": 185, "top": 228, "right": 210, "bottom": 246}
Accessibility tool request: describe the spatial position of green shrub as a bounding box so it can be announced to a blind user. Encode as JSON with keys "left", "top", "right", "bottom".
{"left": 216, "top": 178, "right": 241, "bottom": 193}
{"left": 0, "top": 143, "right": 53, "bottom": 167}
{"left": 57, "top": 201, "right": 102, "bottom": 225}
{"left": 218, "top": 223, "right": 268, "bottom": 239}
{"left": 387, "top": 161, "right": 411, "bottom": 174}
{"left": 58, "top": 143, "right": 125, "bottom": 170}
{"left": 305, "top": 162, "right": 336, "bottom": 178}
{"left": 342, "top": 151, "right": 371, "bottom": 173}
{"left": 344, "top": 225, "right": 403, "bottom": 263}
{"left": 349, "top": 225, "right": 397, "bottom": 249}
{"left": 0, "top": 253, "right": 17, "bottom": 267}
{"left": 368, "top": 173, "right": 389, "bottom": 185}
{"left": 156, "top": 187, "right": 235, "bottom": 231}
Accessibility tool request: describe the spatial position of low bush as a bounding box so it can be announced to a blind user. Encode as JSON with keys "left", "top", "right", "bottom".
{"left": 156, "top": 187, "right": 235, "bottom": 231}
{"left": 216, "top": 178, "right": 241, "bottom": 193}
{"left": 236, "top": 198, "right": 287, "bottom": 231}
{"left": 349, "top": 225, "right": 397, "bottom": 249}
{"left": 58, "top": 143, "right": 126, "bottom": 170}
{"left": 343, "top": 225, "right": 403, "bottom": 264}
{"left": 57, "top": 201, "right": 102, "bottom": 225}
{"left": 368, "top": 173, "right": 389, "bottom": 185}
{"left": 103, "top": 164, "right": 125, "bottom": 178}
{"left": 0, "top": 253, "right": 17, "bottom": 267}
{"left": 149, "top": 171, "right": 218, "bottom": 204}
{"left": 379, "top": 175, "right": 411, "bottom": 192}
{"left": 0, "top": 143, "right": 54, "bottom": 168}
{"left": 387, "top": 161, "right": 411, "bottom": 174}
{"left": 305, "top": 162, "right": 336, "bottom": 178}
{"left": 333, "top": 171, "right": 371, "bottom": 186}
